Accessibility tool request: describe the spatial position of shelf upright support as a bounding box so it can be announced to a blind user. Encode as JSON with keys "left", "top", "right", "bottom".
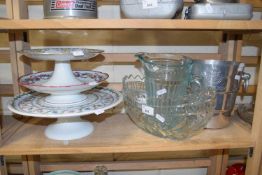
{"left": 9, "top": 0, "right": 31, "bottom": 95}
{"left": 22, "top": 155, "right": 41, "bottom": 175}
{"left": 0, "top": 0, "right": 14, "bottom": 145}
{"left": 245, "top": 51, "right": 262, "bottom": 175}
{"left": 12, "top": 0, "right": 28, "bottom": 20}
{"left": 220, "top": 149, "right": 229, "bottom": 175}
{"left": 216, "top": 32, "right": 242, "bottom": 175}
{"left": 0, "top": 2, "right": 16, "bottom": 175}
{"left": 5, "top": 0, "right": 13, "bottom": 19}
{"left": 218, "top": 32, "right": 242, "bottom": 61}
{"left": 8, "top": 2, "right": 33, "bottom": 175}
{"left": 207, "top": 150, "right": 223, "bottom": 175}
{"left": 0, "top": 156, "right": 7, "bottom": 175}
{"left": 234, "top": 35, "right": 243, "bottom": 63}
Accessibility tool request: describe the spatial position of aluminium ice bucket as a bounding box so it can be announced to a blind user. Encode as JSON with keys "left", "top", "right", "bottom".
{"left": 192, "top": 60, "right": 250, "bottom": 128}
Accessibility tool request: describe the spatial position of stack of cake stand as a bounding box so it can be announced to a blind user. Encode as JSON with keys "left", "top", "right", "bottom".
{"left": 8, "top": 48, "right": 123, "bottom": 141}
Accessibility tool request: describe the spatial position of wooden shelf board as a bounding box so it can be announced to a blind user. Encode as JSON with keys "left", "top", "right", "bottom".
{"left": 6, "top": 158, "right": 211, "bottom": 174}
{"left": 23, "top": 0, "right": 262, "bottom": 8}
{"left": 0, "top": 113, "right": 253, "bottom": 156}
{"left": 0, "top": 19, "right": 262, "bottom": 30}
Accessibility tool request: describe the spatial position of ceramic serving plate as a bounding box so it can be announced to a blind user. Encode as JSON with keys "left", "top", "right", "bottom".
{"left": 8, "top": 87, "right": 123, "bottom": 118}
{"left": 19, "top": 71, "right": 109, "bottom": 95}
{"left": 21, "top": 48, "right": 103, "bottom": 61}
{"left": 49, "top": 170, "right": 81, "bottom": 175}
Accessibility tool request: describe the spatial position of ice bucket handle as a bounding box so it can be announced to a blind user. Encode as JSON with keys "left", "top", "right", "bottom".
{"left": 242, "top": 72, "right": 251, "bottom": 92}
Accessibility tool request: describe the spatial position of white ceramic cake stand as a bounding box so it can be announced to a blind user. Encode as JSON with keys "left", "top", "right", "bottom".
{"left": 46, "top": 118, "right": 94, "bottom": 141}
{"left": 9, "top": 88, "right": 123, "bottom": 141}
{"left": 21, "top": 48, "right": 104, "bottom": 104}
{"left": 9, "top": 48, "right": 123, "bottom": 141}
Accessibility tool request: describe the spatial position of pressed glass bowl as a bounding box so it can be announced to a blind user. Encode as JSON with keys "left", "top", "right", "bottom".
{"left": 123, "top": 75, "right": 215, "bottom": 140}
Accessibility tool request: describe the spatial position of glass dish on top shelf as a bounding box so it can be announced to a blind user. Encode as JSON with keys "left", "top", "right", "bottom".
{"left": 120, "top": 0, "right": 183, "bottom": 19}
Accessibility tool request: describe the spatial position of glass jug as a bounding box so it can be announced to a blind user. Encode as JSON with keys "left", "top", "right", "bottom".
{"left": 135, "top": 53, "right": 201, "bottom": 106}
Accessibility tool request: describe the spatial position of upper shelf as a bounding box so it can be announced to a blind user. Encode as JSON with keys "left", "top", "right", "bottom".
{"left": 1, "top": 19, "right": 262, "bottom": 31}
{"left": 23, "top": 0, "right": 262, "bottom": 8}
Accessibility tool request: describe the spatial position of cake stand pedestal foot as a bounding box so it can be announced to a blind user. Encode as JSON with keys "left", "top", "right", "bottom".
{"left": 45, "top": 117, "right": 94, "bottom": 141}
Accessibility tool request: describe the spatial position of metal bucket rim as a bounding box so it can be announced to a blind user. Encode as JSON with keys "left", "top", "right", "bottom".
{"left": 193, "top": 59, "right": 242, "bottom": 66}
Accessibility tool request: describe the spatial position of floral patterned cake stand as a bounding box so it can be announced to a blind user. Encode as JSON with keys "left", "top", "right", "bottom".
{"left": 8, "top": 48, "right": 123, "bottom": 141}
{"left": 20, "top": 48, "right": 105, "bottom": 104}
{"left": 18, "top": 70, "right": 109, "bottom": 103}
{"left": 8, "top": 88, "right": 122, "bottom": 141}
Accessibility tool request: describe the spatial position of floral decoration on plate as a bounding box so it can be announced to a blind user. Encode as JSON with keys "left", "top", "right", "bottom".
{"left": 19, "top": 71, "right": 109, "bottom": 94}
{"left": 8, "top": 87, "right": 123, "bottom": 118}
{"left": 21, "top": 48, "right": 103, "bottom": 61}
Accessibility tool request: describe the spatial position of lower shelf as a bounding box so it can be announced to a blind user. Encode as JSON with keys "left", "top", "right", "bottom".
{"left": 0, "top": 113, "right": 253, "bottom": 156}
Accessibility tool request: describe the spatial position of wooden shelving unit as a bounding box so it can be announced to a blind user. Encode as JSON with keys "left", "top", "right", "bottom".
{"left": 0, "top": 0, "right": 261, "bottom": 175}
{"left": 0, "top": 19, "right": 261, "bottom": 30}
{"left": 0, "top": 114, "right": 253, "bottom": 156}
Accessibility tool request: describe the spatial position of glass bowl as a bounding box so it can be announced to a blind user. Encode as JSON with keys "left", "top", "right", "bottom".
{"left": 123, "top": 75, "right": 215, "bottom": 140}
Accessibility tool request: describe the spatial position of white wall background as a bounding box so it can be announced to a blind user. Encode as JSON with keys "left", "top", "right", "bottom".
{"left": 0, "top": 3, "right": 261, "bottom": 175}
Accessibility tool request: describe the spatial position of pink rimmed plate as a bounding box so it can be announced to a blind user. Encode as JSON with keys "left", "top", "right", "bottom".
{"left": 19, "top": 70, "right": 109, "bottom": 95}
